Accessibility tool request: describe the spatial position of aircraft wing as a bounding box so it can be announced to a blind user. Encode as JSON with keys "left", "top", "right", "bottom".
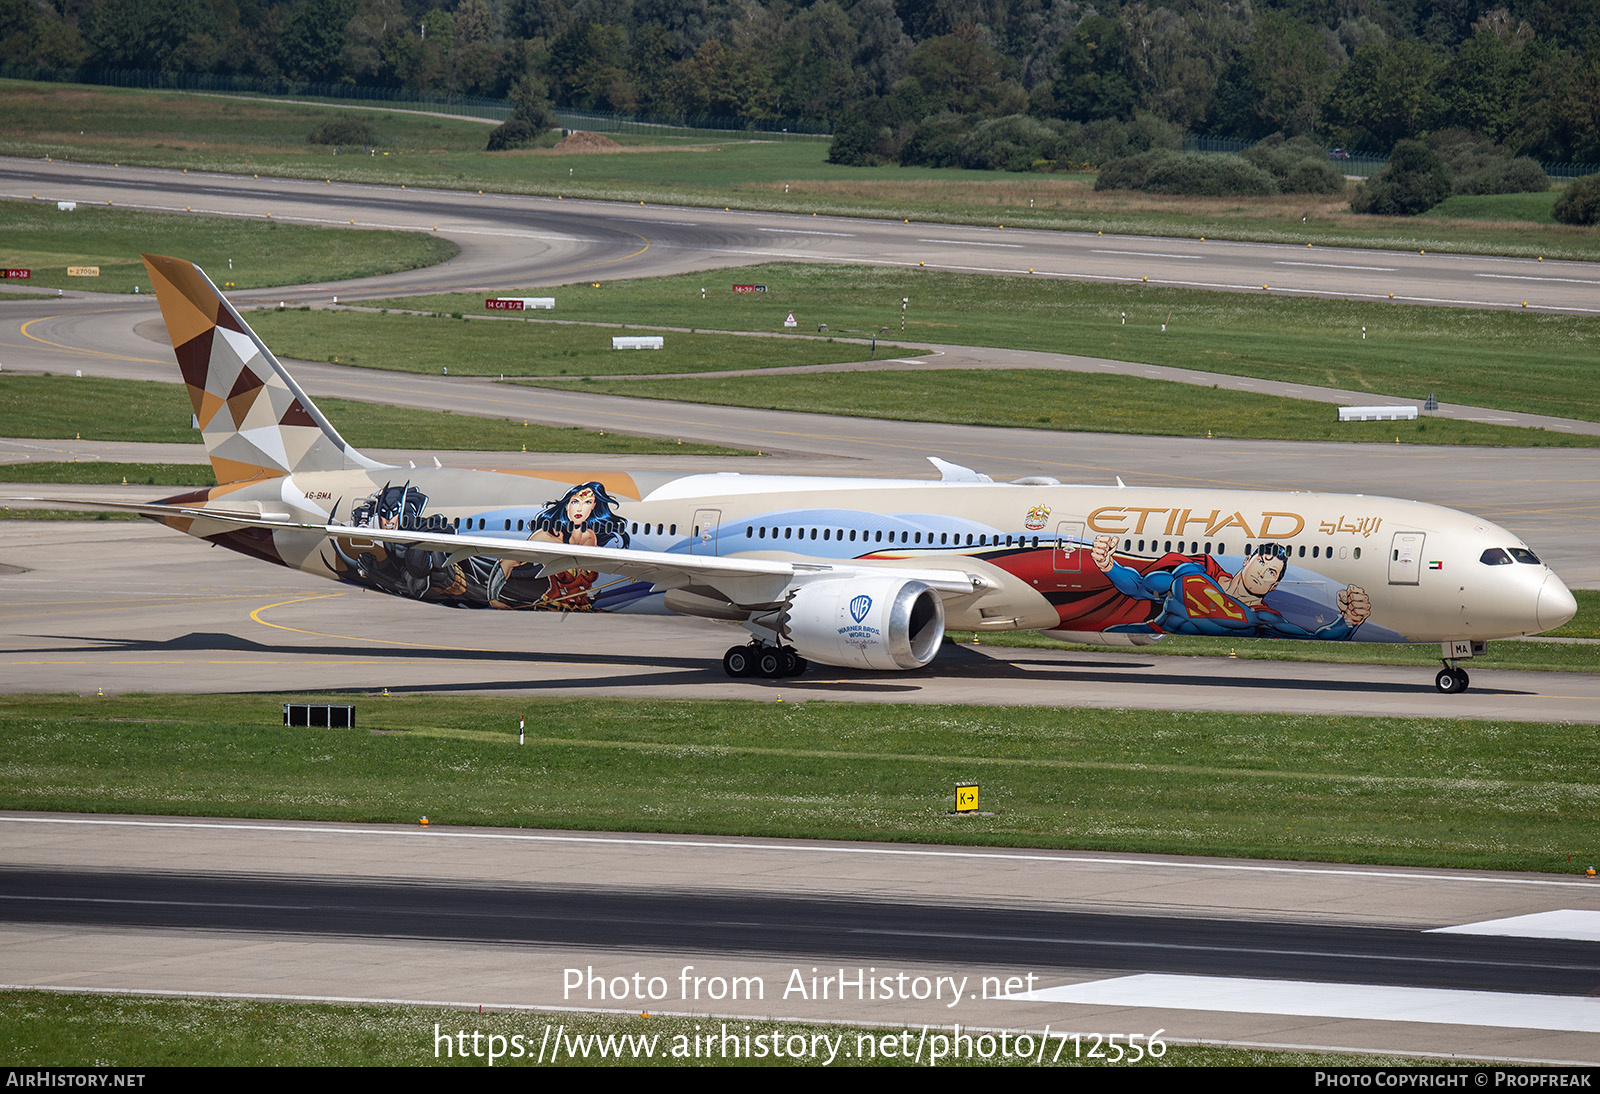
{"left": 4, "top": 497, "right": 294, "bottom": 522}
{"left": 8, "top": 497, "right": 994, "bottom": 608}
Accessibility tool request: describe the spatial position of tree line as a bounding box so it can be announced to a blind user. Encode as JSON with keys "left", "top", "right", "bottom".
{"left": 3, "top": 0, "right": 1598, "bottom": 164}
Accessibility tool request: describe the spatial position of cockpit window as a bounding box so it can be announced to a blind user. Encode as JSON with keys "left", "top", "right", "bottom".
{"left": 1508, "top": 547, "right": 1542, "bottom": 565}
{"left": 1479, "top": 548, "right": 1512, "bottom": 566}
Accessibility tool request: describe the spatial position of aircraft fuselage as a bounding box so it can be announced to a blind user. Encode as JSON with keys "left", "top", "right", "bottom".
{"left": 160, "top": 466, "right": 1574, "bottom": 649}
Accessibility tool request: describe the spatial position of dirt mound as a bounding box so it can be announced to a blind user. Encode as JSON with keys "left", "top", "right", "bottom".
{"left": 553, "top": 131, "right": 623, "bottom": 153}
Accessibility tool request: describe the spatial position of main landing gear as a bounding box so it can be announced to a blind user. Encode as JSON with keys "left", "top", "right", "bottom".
{"left": 723, "top": 644, "right": 808, "bottom": 679}
{"left": 1435, "top": 662, "right": 1470, "bottom": 694}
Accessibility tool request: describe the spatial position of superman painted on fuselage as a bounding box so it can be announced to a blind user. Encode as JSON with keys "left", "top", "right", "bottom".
{"left": 1089, "top": 536, "right": 1373, "bottom": 639}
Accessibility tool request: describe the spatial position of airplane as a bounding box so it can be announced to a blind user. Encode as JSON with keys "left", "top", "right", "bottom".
{"left": 16, "top": 255, "right": 1578, "bottom": 694}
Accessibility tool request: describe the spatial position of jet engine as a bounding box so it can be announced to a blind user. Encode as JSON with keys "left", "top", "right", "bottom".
{"left": 783, "top": 576, "right": 945, "bottom": 670}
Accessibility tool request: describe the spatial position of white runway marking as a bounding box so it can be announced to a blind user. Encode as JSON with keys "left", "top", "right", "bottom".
{"left": 918, "top": 239, "right": 1023, "bottom": 248}
{"left": 1012, "top": 974, "right": 1600, "bottom": 1033}
{"left": 0, "top": 894, "right": 303, "bottom": 910}
{"left": 1477, "top": 273, "right": 1600, "bottom": 285}
{"left": 1273, "top": 261, "right": 1397, "bottom": 271}
{"left": 1428, "top": 910, "right": 1600, "bottom": 942}
{"left": 758, "top": 228, "right": 854, "bottom": 237}
{"left": 1091, "top": 249, "right": 1203, "bottom": 260}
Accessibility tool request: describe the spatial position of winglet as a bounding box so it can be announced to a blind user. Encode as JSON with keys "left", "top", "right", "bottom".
{"left": 928, "top": 457, "right": 992, "bottom": 483}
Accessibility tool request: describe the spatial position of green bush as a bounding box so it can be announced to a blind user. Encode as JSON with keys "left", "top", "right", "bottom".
{"left": 827, "top": 116, "right": 893, "bottom": 166}
{"left": 1095, "top": 150, "right": 1278, "bottom": 196}
{"left": 879, "top": 111, "right": 1177, "bottom": 173}
{"left": 1552, "top": 174, "right": 1600, "bottom": 225}
{"left": 1496, "top": 158, "right": 1550, "bottom": 193}
{"left": 487, "top": 74, "right": 555, "bottom": 151}
{"left": 1350, "top": 141, "right": 1451, "bottom": 215}
{"left": 1428, "top": 130, "right": 1549, "bottom": 196}
{"left": 1242, "top": 134, "right": 1345, "bottom": 194}
{"left": 1280, "top": 160, "right": 1347, "bottom": 193}
{"left": 1073, "top": 113, "right": 1181, "bottom": 165}
{"left": 958, "top": 115, "right": 1063, "bottom": 172}
{"left": 1094, "top": 150, "right": 1158, "bottom": 190}
{"left": 899, "top": 112, "right": 973, "bottom": 168}
{"left": 1456, "top": 156, "right": 1549, "bottom": 195}
{"left": 307, "top": 115, "right": 379, "bottom": 146}
{"left": 486, "top": 117, "right": 538, "bottom": 151}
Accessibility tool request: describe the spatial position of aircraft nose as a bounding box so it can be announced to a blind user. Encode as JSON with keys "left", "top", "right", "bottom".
{"left": 1538, "top": 574, "right": 1578, "bottom": 632}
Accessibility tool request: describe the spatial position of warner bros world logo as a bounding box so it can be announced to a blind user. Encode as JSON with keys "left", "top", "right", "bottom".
{"left": 841, "top": 594, "right": 880, "bottom": 645}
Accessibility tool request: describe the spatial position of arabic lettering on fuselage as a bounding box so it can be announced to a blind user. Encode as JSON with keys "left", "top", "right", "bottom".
{"left": 1319, "top": 515, "right": 1384, "bottom": 538}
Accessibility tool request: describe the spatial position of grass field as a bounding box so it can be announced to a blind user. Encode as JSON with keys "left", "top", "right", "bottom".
{"left": 0, "top": 508, "right": 141, "bottom": 520}
{"left": 0, "top": 461, "right": 215, "bottom": 486}
{"left": 954, "top": 630, "right": 1600, "bottom": 675}
{"left": 0, "top": 199, "right": 457, "bottom": 293}
{"left": 1421, "top": 191, "right": 1561, "bottom": 224}
{"left": 958, "top": 590, "right": 1600, "bottom": 670}
{"left": 0, "top": 375, "right": 742, "bottom": 454}
{"left": 0, "top": 991, "right": 1434, "bottom": 1067}
{"left": 1021, "top": 590, "right": 1600, "bottom": 645}
{"left": 381, "top": 262, "right": 1600, "bottom": 428}
{"left": 246, "top": 307, "right": 915, "bottom": 377}
{"left": 531, "top": 367, "right": 1595, "bottom": 446}
{"left": 2, "top": 694, "right": 1593, "bottom": 873}
{"left": 4, "top": 79, "right": 1597, "bottom": 261}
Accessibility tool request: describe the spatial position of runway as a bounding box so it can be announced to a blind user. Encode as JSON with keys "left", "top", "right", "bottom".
{"left": 3, "top": 160, "right": 1599, "bottom": 1062}
{"left": 5, "top": 813, "right": 1598, "bottom": 1063}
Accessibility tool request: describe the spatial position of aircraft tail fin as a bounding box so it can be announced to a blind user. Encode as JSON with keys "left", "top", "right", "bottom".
{"left": 142, "top": 254, "right": 387, "bottom": 485}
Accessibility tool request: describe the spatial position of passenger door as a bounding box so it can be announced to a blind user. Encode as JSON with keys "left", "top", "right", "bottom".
{"left": 1388, "top": 531, "right": 1424, "bottom": 585}
{"left": 691, "top": 509, "right": 721, "bottom": 556}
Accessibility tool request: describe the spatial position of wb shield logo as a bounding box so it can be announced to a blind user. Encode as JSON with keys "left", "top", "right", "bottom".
{"left": 849, "top": 595, "right": 872, "bottom": 623}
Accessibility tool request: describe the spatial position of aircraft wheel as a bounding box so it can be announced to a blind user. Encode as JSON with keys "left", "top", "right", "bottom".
{"left": 1453, "top": 667, "right": 1470, "bottom": 692}
{"left": 723, "top": 647, "right": 755, "bottom": 677}
{"left": 1436, "top": 668, "right": 1462, "bottom": 694}
{"left": 757, "top": 649, "right": 783, "bottom": 678}
{"left": 783, "top": 651, "right": 808, "bottom": 677}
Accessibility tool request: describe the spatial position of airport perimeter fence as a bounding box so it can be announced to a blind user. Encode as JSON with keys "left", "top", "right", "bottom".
{"left": 0, "top": 64, "right": 831, "bottom": 140}
{"left": 1187, "top": 133, "right": 1392, "bottom": 177}
{"left": 0, "top": 63, "right": 514, "bottom": 121}
{"left": 552, "top": 109, "right": 831, "bottom": 141}
{"left": 1181, "top": 132, "right": 1595, "bottom": 179}
{"left": 4, "top": 64, "right": 1592, "bottom": 173}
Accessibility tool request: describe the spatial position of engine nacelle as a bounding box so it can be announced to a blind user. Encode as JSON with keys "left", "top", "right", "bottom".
{"left": 784, "top": 576, "right": 945, "bottom": 670}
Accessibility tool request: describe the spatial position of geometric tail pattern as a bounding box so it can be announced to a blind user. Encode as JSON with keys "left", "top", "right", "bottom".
{"left": 142, "top": 254, "right": 388, "bottom": 485}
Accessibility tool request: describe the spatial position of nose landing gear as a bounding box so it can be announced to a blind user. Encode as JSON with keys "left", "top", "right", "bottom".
{"left": 1435, "top": 662, "right": 1470, "bottom": 693}
{"left": 723, "top": 644, "right": 808, "bottom": 679}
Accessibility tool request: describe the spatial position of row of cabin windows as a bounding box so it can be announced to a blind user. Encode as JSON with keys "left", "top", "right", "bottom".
{"left": 452, "top": 517, "right": 680, "bottom": 535}
{"left": 1126, "top": 539, "right": 1363, "bottom": 561}
{"left": 1126, "top": 539, "right": 1226, "bottom": 556}
{"left": 448, "top": 516, "right": 1363, "bottom": 563}
{"left": 742, "top": 526, "right": 1042, "bottom": 548}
